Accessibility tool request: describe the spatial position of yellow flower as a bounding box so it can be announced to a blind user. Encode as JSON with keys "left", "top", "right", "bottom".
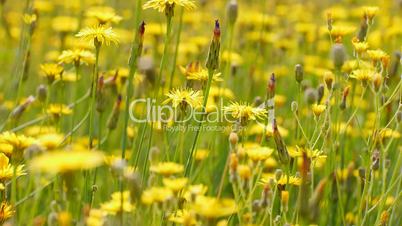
{"left": 143, "top": 0, "right": 196, "bottom": 13}
{"left": 168, "top": 209, "right": 197, "bottom": 226}
{"left": 47, "top": 104, "right": 72, "bottom": 117}
{"left": 37, "top": 133, "right": 64, "bottom": 150}
{"left": 86, "top": 6, "right": 122, "bottom": 24}
{"left": 224, "top": 102, "right": 267, "bottom": 122}
{"left": 29, "top": 150, "right": 104, "bottom": 174}
{"left": 86, "top": 209, "right": 106, "bottom": 226}
{"left": 163, "top": 88, "right": 203, "bottom": 109}
{"left": 179, "top": 62, "right": 223, "bottom": 82}
{"left": 311, "top": 104, "right": 326, "bottom": 117}
{"left": 221, "top": 51, "right": 244, "bottom": 66}
{"left": 0, "top": 202, "right": 14, "bottom": 224}
{"left": 52, "top": 16, "right": 79, "bottom": 33}
{"left": 363, "top": 6, "right": 379, "bottom": 20}
{"left": 58, "top": 49, "right": 95, "bottom": 65}
{"left": 191, "top": 196, "right": 237, "bottom": 218}
{"left": 0, "top": 132, "right": 35, "bottom": 151}
{"left": 350, "top": 69, "right": 375, "bottom": 83}
{"left": 329, "top": 25, "right": 355, "bottom": 39}
{"left": 76, "top": 25, "right": 119, "bottom": 46}
{"left": 0, "top": 143, "right": 13, "bottom": 156}
{"left": 57, "top": 211, "right": 72, "bottom": 226}
{"left": 351, "top": 38, "right": 369, "bottom": 54}
{"left": 194, "top": 148, "right": 209, "bottom": 161}
{"left": 149, "top": 162, "right": 184, "bottom": 176}
{"left": 141, "top": 187, "right": 174, "bottom": 205}
{"left": 162, "top": 177, "right": 188, "bottom": 192}
{"left": 40, "top": 63, "right": 64, "bottom": 83}
{"left": 183, "top": 184, "right": 208, "bottom": 201}
{"left": 101, "top": 191, "right": 134, "bottom": 215}
{"left": 246, "top": 146, "right": 274, "bottom": 162}
{"left": 261, "top": 174, "right": 302, "bottom": 186}
{"left": 23, "top": 13, "right": 37, "bottom": 25}
{"left": 0, "top": 153, "right": 26, "bottom": 182}
{"left": 237, "top": 164, "right": 251, "bottom": 180}
{"left": 367, "top": 49, "right": 388, "bottom": 62}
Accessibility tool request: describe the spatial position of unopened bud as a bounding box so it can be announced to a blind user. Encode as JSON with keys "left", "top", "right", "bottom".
{"left": 10, "top": 95, "right": 35, "bottom": 120}
{"left": 36, "top": 84, "right": 47, "bottom": 103}
{"left": 273, "top": 119, "right": 290, "bottom": 164}
{"left": 304, "top": 88, "right": 318, "bottom": 105}
{"left": 281, "top": 191, "right": 289, "bottom": 213}
{"left": 96, "top": 76, "right": 106, "bottom": 113}
{"left": 331, "top": 43, "right": 346, "bottom": 70}
{"left": 107, "top": 95, "right": 122, "bottom": 130}
{"left": 324, "top": 71, "right": 334, "bottom": 90}
{"left": 326, "top": 12, "right": 333, "bottom": 32}
{"left": 291, "top": 101, "right": 298, "bottom": 112}
{"left": 267, "top": 73, "right": 276, "bottom": 100}
{"left": 357, "top": 17, "right": 368, "bottom": 41}
{"left": 317, "top": 84, "right": 325, "bottom": 104}
{"left": 229, "top": 132, "right": 239, "bottom": 146}
{"left": 226, "top": 0, "right": 238, "bottom": 25}
{"left": 206, "top": 20, "right": 221, "bottom": 71}
{"left": 295, "top": 64, "right": 304, "bottom": 83}
{"left": 275, "top": 169, "right": 283, "bottom": 181}
{"left": 389, "top": 51, "right": 401, "bottom": 78}
{"left": 373, "top": 73, "right": 382, "bottom": 92}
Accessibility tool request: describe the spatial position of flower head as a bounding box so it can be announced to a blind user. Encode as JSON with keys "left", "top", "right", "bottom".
{"left": 311, "top": 104, "right": 326, "bottom": 117}
{"left": 149, "top": 162, "right": 184, "bottom": 176}
{"left": 40, "top": 63, "right": 64, "bottom": 83}
{"left": 141, "top": 187, "right": 174, "bottom": 205}
{"left": 29, "top": 150, "right": 104, "bottom": 174}
{"left": 76, "top": 25, "right": 119, "bottom": 46}
{"left": 101, "top": 191, "right": 134, "bottom": 215}
{"left": 191, "top": 196, "right": 237, "bottom": 218}
{"left": 47, "top": 104, "right": 72, "bottom": 117}
{"left": 163, "top": 88, "right": 203, "bottom": 109}
{"left": 58, "top": 49, "right": 95, "bottom": 65}
{"left": 350, "top": 69, "right": 376, "bottom": 84}
{"left": 86, "top": 6, "right": 122, "bottom": 24}
{"left": 224, "top": 102, "right": 267, "bottom": 123}
{"left": 180, "top": 62, "right": 223, "bottom": 82}
{"left": 0, "top": 202, "right": 14, "bottom": 224}
{"left": 143, "top": 0, "right": 196, "bottom": 14}
{"left": 52, "top": 16, "right": 79, "bottom": 33}
{"left": 0, "top": 153, "right": 26, "bottom": 182}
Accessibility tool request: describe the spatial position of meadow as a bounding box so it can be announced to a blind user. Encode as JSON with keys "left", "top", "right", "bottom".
{"left": 0, "top": 0, "right": 401, "bottom": 225}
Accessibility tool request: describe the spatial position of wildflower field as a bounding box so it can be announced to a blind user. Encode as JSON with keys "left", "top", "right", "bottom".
{"left": 0, "top": 0, "right": 401, "bottom": 225}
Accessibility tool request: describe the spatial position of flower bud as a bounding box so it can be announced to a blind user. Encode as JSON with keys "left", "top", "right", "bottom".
{"left": 371, "top": 149, "right": 380, "bottom": 170}
{"left": 107, "top": 95, "right": 122, "bottom": 130}
{"left": 10, "top": 95, "right": 35, "bottom": 120}
{"left": 373, "top": 73, "right": 382, "bottom": 92}
{"left": 281, "top": 191, "right": 289, "bottom": 213}
{"left": 36, "top": 84, "right": 47, "bottom": 103}
{"left": 304, "top": 88, "right": 318, "bottom": 105}
{"left": 149, "top": 146, "right": 160, "bottom": 164}
{"left": 331, "top": 43, "right": 346, "bottom": 70}
{"left": 229, "top": 132, "right": 239, "bottom": 146}
{"left": 324, "top": 71, "right": 334, "bottom": 90}
{"left": 291, "top": 101, "right": 298, "bottom": 112}
{"left": 389, "top": 51, "right": 401, "bottom": 78}
{"left": 267, "top": 73, "right": 275, "bottom": 100}
{"left": 317, "top": 84, "right": 325, "bottom": 104}
{"left": 206, "top": 20, "right": 221, "bottom": 71}
{"left": 340, "top": 86, "right": 350, "bottom": 110}
{"left": 238, "top": 164, "right": 251, "bottom": 181}
{"left": 295, "top": 64, "right": 304, "bottom": 83}
{"left": 226, "top": 0, "right": 238, "bottom": 25}
{"left": 357, "top": 17, "right": 368, "bottom": 41}
{"left": 96, "top": 75, "right": 106, "bottom": 113}
{"left": 275, "top": 169, "right": 283, "bottom": 181}
{"left": 273, "top": 119, "right": 289, "bottom": 164}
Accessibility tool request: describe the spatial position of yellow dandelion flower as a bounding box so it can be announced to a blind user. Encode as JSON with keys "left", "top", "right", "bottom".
{"left": 141, "top": 187, "right": 174, "bottom": 205}
{"left": 183, "top": 184, "right": 208, "bottom": 201}
{"left": 246, "top": 146, "right": 274, "bottom": 162}
{"left": 143, "top": 0, "right": 196, "bottom": 13}
{"left": 52, "top": 16, "right": 79, "bottom": 33}
{"left": 37, "top": 133, "right": 64, "bottom": 150}
{"left": 311, "top": 104, "right": 326, "bottom": 117}
{"left": 76, "top": 25, "right": 119, "bottom": 46}
{"left": 237, "top": 164, "right": 251, "bottom": 180}
{"left": 0, "top": 202, "right": 14, "bottom": 224}
{"left": 261, "top": 174, "right": 302, "bottom": 186}
{"left": 101, "top": 191, "right": 134, "bottom": 215}
{"left": 29, "top": 150, "right": 104, "bottom": 174}
{"left": 0, "top": 153, "right": 26, "bottom": 182}
{"left": 58, "top": 49, "right": 95, "bottom": 65}
{"left": 0, "top": 143, "right": 13, "bottom": 156}
{"left": 47, "top": 104, "right": 72, "bottom": 117}
{"left": 86, "top": 209, "right": 106, "bottom": 226}
{"left": 86, "top": 6, "right": 122, "bottom": 24}
{"left": 149, "top": 162, "right": 184, "bottom": 176}
{"left": 351, "top": 38, "right": 369, "bottom": 54}
{"left": 162, "top": 177, "right": 188, "bottom": 192}
{"left": 40, "top": 63, "right": 64, "bottom": 83}
{"left": 163, "top": 88, "right": 203, "bottom": 109}
{"left": 179, "top": 62, "right": 223, "bottom": 82}
{"left": 191, "top": 196, "right": 237, "bottom": 218}
{"left": 224, "top": 102, "right": 267, "bottom": 122}
{"left": 0, "top": 132, "right": 35, "bottom": 151}
{"left": 194, "top": 148, "right": 209, "bottom": 161}
{"left": 221, "top": 51, "right": 244, "bottom": 66}
{"left": 362, "top": 6, "right": 379, "bottom": 20}
{"left": 367, "top": 49, "right": 388, "bottom": 62}
{"left": 23, "top": 13, "right": 37, "bottom": 25}
{"left": 350, "top": 69, "right": 375, "bottom": 83}
{"left": 168, "top": 209, "right": 197, "bottom": 226}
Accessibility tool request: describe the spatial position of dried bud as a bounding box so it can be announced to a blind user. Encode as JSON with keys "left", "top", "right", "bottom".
{"left": 295, "top": 64, "right": 304, "bottom": 83}
{"left": 371, "top": 149, "right": 380, "bottom": 170}
{"left": 357, "top": 17, "right": 368, "bottom": 41}
{"left": 273, "top": 119, "right": 290, "bottom": 164}
{"left": 36, "top": 84, "right": 47, "bottom": 103}
{"left": 373, "top": 73, "right": 382, "bottom": 92}
{"left": 229, "top": 132, "right": 239, "bottom": 146}
{"left": 340, "top": 86, "right": 350, "bottom": 110}
{"left": 317, "top": 84, "right": 325, "bottom": 104}
{"left": 326, "top": 12, "right": 333, "bottom": 32}
{"left": 226, "top": 0, "right": 238, "bottom": 25}
{"left": 96, "top": 75, "right": 106, "bottom": 113}
{"left": 267, "top": 73, "right": 276, "bottom": 100}
{"left": 324, "top": 71, "right": 334, "bottom": 90}
{"left": 304, "top": 88, "right": 318, "bottom": 105}
{"left": 389, "top": 51, "right": 401, "bottom": 78}
{"left": 206, "top": 20, "right": 221, "bottom": 71}
{"left": 331, "top": 43, "right": 346, "bottom": 70}
{"left": 107, "top": 95, "right": 122, "bottom": 130}
{"left": 10, "top": 95, "right": 36, "bottom": 120}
